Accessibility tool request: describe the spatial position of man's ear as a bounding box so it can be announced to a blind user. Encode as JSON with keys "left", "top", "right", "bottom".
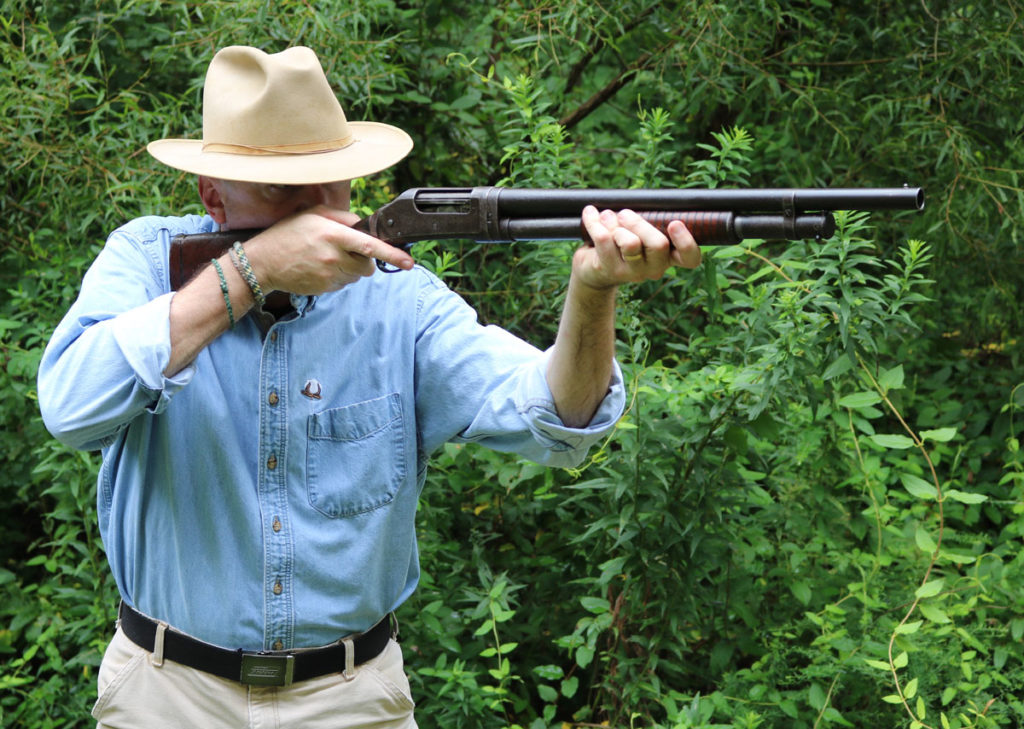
{"left": 197, "top": 176, "right": 228, "bottom": 225}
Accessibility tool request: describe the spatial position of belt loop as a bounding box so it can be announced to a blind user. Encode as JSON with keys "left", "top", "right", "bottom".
{"left": 151, "top": 621, "right": 168, "bottom": 667}
{"left": 342, "top": 638, "right": 356, "bottom": 681}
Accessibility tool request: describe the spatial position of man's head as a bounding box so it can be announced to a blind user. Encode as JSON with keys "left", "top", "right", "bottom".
{"left": 148, "top": 46, "right": 413, "bottom": 186}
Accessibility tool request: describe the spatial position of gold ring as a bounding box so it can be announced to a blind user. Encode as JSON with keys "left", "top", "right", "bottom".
{"left": 623, "top": 253, "right": 644, "bottom": 262}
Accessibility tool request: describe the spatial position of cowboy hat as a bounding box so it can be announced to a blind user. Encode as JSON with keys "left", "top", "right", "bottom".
{"left": 147, "top": 46, "right": 413, "bottom": 185}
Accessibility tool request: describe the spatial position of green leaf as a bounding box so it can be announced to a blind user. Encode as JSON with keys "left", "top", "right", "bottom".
{"left": 905, "top": 677, "right": 919, "bottom": 699}
{"left": 533, "top": 664, "right": 564, "bottom": 681}
{"left": 580, "top": 596, "right": 610, "bottom": 614}
{"left": 489, "top": 578, "right": 508, "bottom": 600}
{"left": 896, "top": 620, "right": 923, "bottom": 635}
{"left": 893, "top": 651, "right": 909, "bottom": 669}
{"left": 537, "top": 684, "right": 558, "bottom": 703}
{"left": 838, "top": 391, "right": 882, "bottom": 408}
{"left": 920, "top": 427, "right": 957, "bottom": 442}
{"left": 878, "top": 365, "right": 905, "bottom": 391}
{"left": 919, "top": 603, "right": 951, "bottom": 624}
{"left": 780, "top": 700, "right": 799, "bottom": 718}
{"left": 944, "top": 489, "right": 987, "bottom": 504}
{"left": 870, "top": 434, "right": 916, "bottom": 449}
{"left": 915, "top": 525, "right": 937, "bottom": 553}
{"left": 939, "top": 550, "right": 976, "bottom": 564}
{"left": 808, "top": 682, "right": 826, "bottom": 710}
{"left": 864, "top": 658, "right": 893, "bottom": 671}
{"left": 714, "top": 245, "right": 749, "bottom": 258}
{"left": 790, "top": 580, "right": 812, "bottom": 605}
{"left": 901, "top": 473, "right": 937, "bottom": 499}
{"left": 915, "top": 578, "right": 945, "bottom": 599}
{"left": 576, "top": 645, "right": 595, "bottom": 669}
{"left": 882, "top": 694, "right": 905, "bottom": 704}
{"left": 398, "top": 90, "right": 433, "bottom": 105}
{"left": 561, "top": 676, "right": 579, "bottom": 698}
{"left": 823, "top": 356, "right": 855, "bottom": 380}
{"left": 0, "top": 317, "right": 22, "bottom": 334}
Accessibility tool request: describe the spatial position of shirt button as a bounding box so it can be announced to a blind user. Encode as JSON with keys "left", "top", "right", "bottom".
{"left": 272, "top": 640, "right": 284, "bottom": 651}
{"left": 267, "top": 453, "right": 277, "bottom": 470}
{"left": 270, "top": 331, "right": 279, "bottom": 342}
{"left": 272, "top": 517, "right": 282, "bottom": 533}
{"left": 268, "top": 391, "right": 279, "bottom": 406}
{"left": 273, "top": 581, "right": 283, "bottom": 595}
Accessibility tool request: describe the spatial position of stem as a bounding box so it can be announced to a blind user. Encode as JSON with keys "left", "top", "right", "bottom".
{"left": 858, "top": 353, "right": 944, "bottom": 729}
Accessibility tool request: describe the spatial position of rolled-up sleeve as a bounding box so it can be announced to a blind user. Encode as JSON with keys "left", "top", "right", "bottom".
{"left": 109, "top": 293, "right": 195, "bottom": 396}
{"left": 513, "top": 346, "right": 624, "bottom": 461}
{"left": 38, "top": 218, "right": 202, "bottom": 450}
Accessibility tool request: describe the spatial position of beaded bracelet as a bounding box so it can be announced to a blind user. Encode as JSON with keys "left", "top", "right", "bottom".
{"left": 211, "top": 258, "right": 235, "bottom": 328}
{"left": 229, "top": 242, "right": 267, "bottom": 308}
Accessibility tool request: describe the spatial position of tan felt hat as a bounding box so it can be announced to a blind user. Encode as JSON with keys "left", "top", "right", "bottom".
{"left": 147, "top": 46, "right": 413, "bottom": 185}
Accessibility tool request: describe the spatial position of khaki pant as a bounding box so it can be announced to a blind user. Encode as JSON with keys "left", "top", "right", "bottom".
{"left": 92, "top": 628, "right": 417, "bottom": 729}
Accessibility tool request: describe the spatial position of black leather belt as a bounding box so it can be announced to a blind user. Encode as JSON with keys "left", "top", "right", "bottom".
{"left": 118, "top": 602, "right": 393, "bottom": 687}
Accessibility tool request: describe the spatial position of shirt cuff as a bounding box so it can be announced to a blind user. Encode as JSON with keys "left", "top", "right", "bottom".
{"left": 110, "top": 292, "right": 194, "bottom": 410}
{"left": 517, "top": 347, "right": 626, "bottom": 455}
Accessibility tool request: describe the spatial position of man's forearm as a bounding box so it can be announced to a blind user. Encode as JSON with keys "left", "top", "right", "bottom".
{"left": 165, "top": 252, "right": 255, "bottom": 377}
{"left": 546, "top": 274, "right": 619, "bottom": 429}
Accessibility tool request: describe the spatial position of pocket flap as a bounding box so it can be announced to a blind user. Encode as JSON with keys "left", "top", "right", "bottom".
{"left": 307, "top": 393, "right": 401, "bottom": 441}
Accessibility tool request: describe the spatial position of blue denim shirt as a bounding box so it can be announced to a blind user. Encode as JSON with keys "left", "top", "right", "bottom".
{"left": 38, "top": 214, "right": 624, "bottom": 650}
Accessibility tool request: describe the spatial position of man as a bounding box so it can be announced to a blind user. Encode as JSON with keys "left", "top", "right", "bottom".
{"left": 38, "top": 46, "right": 700, "bottom": 727}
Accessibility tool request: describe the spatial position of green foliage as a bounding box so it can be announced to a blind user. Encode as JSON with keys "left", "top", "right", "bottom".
{"left": 2, "top": 2, "right": 1022, "bottom": 728}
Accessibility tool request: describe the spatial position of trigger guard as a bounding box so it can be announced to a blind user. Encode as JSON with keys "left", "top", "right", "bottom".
{"left": 374, "top": 243, "right": 413, "bottom": 274}
{"left": 375, "top": 258, "right": 402, "bottom": 273}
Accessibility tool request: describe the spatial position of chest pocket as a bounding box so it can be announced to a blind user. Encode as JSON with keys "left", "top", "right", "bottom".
{"left": 306, "top": 393, "right": 406, "bottom": 518}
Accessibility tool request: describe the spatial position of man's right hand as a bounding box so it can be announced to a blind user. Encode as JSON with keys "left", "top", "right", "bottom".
{"left": 243, "top": 206, "right": 414, "bottom": 296}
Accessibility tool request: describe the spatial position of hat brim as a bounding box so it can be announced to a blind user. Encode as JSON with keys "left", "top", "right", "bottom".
{"left": 147, "top": 122, "right": 413, "bottom": 185}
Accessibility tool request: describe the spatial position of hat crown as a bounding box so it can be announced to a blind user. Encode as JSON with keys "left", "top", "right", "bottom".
{"left": 202, "top": 46, "right": 351, "bottom": 153}
{"left": 146, "top": 45, "right": 413, "bottom": 184}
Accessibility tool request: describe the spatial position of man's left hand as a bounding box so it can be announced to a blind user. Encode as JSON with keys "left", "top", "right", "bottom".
{"left": 575, "top": 206, "right": 702, "bottom": 290}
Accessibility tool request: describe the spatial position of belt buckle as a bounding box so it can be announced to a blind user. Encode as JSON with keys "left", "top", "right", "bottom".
{"left": 240, "top": 653, "right": 295, "bottom": 687}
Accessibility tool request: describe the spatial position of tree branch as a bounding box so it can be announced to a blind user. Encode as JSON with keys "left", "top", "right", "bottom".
{"left": 562, "top": 5, "right": 659, "bottom": 97}
{"left": 559, "top": 48, "right": 655, "bottom": 130}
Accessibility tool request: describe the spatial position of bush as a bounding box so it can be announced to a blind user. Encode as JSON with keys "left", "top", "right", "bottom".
{"left": 2, "top": 2, "right": 1022, "bottom": 728}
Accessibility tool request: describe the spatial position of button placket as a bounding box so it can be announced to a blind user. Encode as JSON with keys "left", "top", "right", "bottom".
{"left": 259, "top": 324, "right": 294, "bottom": 650}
